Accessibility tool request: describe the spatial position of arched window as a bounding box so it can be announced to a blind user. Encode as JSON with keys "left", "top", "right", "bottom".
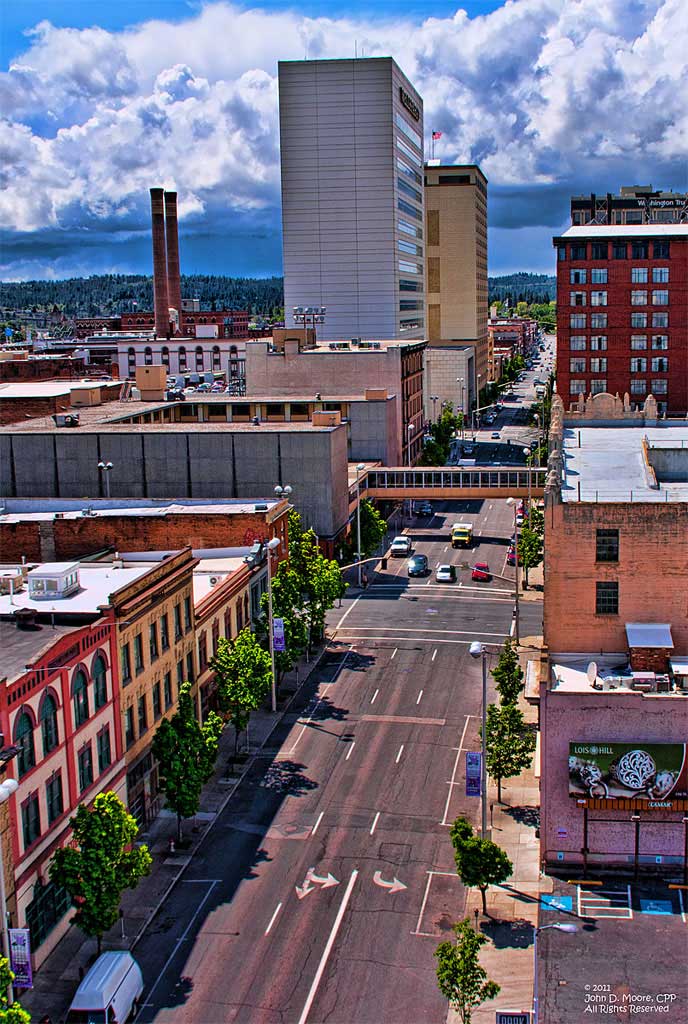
{"left": 73, "top": 669, "right": 89, "bottom": 728}
{"left": 161, "top": 346, "right": 170, "bottom": 368}
{"left": 127, "top": 347, "right": 136, "bottom": 376}
{"left": 144, "top": 346, "right": 153, "bottom": 366}
{"left": 15, "top": 711, "right": 35, "bottom": 777}
{"left": 40, "top": 694, "right": 59, "bottom": 755}
{"left": 195, "top": 346, "right": 204, "bottom": 371}
{"left": 212, "top": 345, "right": 221, "bottom": 370}
{"left": 178, "top": 345, "right": 187, "bottom": 369}
{"left": 93, "top": 655, "right": 107, "bottom": 709}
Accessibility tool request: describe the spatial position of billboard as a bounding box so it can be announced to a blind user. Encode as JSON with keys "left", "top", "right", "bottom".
{"left": 272, "top": 617, "right": 286, "bottom": 653}
{"left": 465, "top": 752, "right": 481, "bottom": 797}
{"left": 569, "top": 742, "right": 688, "bottom": 809}
{"left": 8, "top": 928, "right": 33, "bottom": 988}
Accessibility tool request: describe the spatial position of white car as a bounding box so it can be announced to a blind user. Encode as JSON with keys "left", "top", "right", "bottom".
{"left": 390, "top": 536, "right": 412, "bottom": 557}
{"left": 436, "top": 564, "right": 457, "bottom": 583}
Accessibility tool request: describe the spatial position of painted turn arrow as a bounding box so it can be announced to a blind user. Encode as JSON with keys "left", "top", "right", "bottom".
{"left": 310, "top": 871, "right": 340, "bottom": 889}
{"left": 373, "top": 871, "right": 407, "bottom": 895}
{"left": 296, "top": 868, "right": 340, "bottom": 899}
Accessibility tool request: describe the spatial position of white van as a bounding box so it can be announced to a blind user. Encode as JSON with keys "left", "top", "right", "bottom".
{"left": 66, "top": 951, "right": 143, "bottom": 1024}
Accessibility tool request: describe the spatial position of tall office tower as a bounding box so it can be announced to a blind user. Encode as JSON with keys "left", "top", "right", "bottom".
{"left": 279, "top": 58, "right": 425, "bottom": 342}
{"left": 423, "top": 164, "right": 489, "bottom": 416}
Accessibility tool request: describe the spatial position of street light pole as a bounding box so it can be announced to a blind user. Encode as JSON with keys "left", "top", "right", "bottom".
{"left": 97, "top": 460, "right": 113, "bottom": 499}
{"left": 355, "top": 462, "right": 365, "bottom": 587}
{"left": 506, "top": 498, "right": 521, "bottom": 645}
{"left": 457, "top": 378, "right": 465, "bottom": 440}
{"left": 0, "top": 776, "right": 19, "bottom": 1005}
{"left": 533, "top": 924, "right": 578, "bottom": 1023}
{"left": 469, "top": 642, "right": 488, "bottom": 839}
{"left": 266, "top": 536, "right": 281, "bottom": 713}
{"left": 523, "top": 448, "right": 532, "bottom": 508}
{"left": 430, "top": 395, "right": 439, "bottom": 422}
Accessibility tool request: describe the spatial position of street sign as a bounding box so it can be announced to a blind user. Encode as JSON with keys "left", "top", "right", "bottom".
{"left": 9, "top": 928, "right": 32, "bottom": 988}
{"left": 466, "top": 752, "right": 481, "bottom": 797}
{"left": 272, "top": 617, "right": 286, "bottom": 652}
{"left": 496, "top": 1013, "right": 531, "bottom": 1024}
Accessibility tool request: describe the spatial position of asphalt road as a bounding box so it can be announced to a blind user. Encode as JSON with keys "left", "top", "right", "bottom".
{"left": 133, "top": 498, "right": 542, "bottom": 1024}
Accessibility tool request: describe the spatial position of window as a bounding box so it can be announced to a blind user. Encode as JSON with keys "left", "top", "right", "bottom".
{"left": 570, "top": 291, "right": 586, "bottom": 306}
{"left": 652, "top": 290, "right": 669, "bottom": 305}
{"left": 212, "top": 619, "right": 220, "bottom": 654}
{"left": 398, "top": 198, "right": 422, "bottom": 222}
{"left": 174, "top": 603, "right": 183, "bottom": 640}
{"left": 144, "top": 346, "right": 153, "bottom": 366}
{"left": 652, "top": 335, "right": 668, "bottom": 350}
{"left": 651, "top": 357, "right": 669, "bottom": 372}
{"left": 630, "top": 357, "right": 647, "bottom": 373}
{"left": 398, "top": 217, "right": 422, "bottom": 239}
{"left": 399, "top": 259, "right": 421, "bottom": 275}
{"left": 557, "top": 245, "right": 567, "bottom": 261}
{"left": 186, "top": 651, "right": 195, "bottom": 685}
{"left": 651, "top": 379, "right": 668, "bottom": 394}
{"left": 631, "top": 290, "right": 647, "bottom": 305}
{"left": 590, "top": 335, "right": 607, "bottom": 351}
{"left": 160, "top": 613, "right": 169, "bottom": 651}
{"left": 149, "top": 622, "right": 159, "bottom": 662}
{"left": 630, "top": 380, "right": 646, "bottom": 395}
{"left": 127, "top": 347, "right": 136, "bottom": 375}
{"left": 184, "top": 596, "right": 192, "bottom": 632}
{"left": 161, "top": 346, "right": 169, "bottom": 368}
{"left": 591, "top": 291, "right": 607, "bottom": 306}
{"left": 570, "top": 269, "right": 587, "bottom": 284}
{"left": 153, "top": 681, "right": 162, "bottom": 719}
{"left": 97, "top": 728, "right": 111, "bottom": 772}
{"left": 40, "top": 695, "right": 58, "bottom": 756}
{"left": 596, "top": 581, "right": 619, "bottom": 614}
{"left": 590, "top": 358, "right": 607, "bottom": 373}
{"left": 133, "top": 634, "right": 144, "bottom": 674}
{"left": 46, "top": 774, "right": 63, "bottom": 824}
{"left": 590, "top": 379, "right": 607, "bottom": 394}
{"left": 570, "top": 337, "right": 586, "bottom": 351}
{"left": 652, "top": 312, "right": 668, "bottom": 327}
{"left": 78, "top": 744, "right": 93, "bottom": 793}
{"left": 570, "top": 244, "right": 586, "bottom": 260}
{"left": 570, "top": 358, "right": 586, "bottom": 373}
{"left": 400, "top": 299, "right": 423, "bottom": 311}
{"left": 652, "top": 267, "right": 669, "bottom": 283}
{"left": 631, "top": 241, "right": 648, "bottom": 260}
{"left": 125, "top": 706, "right": 135, "bottom": 748}
{"left": 591, "top": 242, "right": 608, "bottom": 260}
{"left": 596, "top": 529, "right": 619, "bottom": 562}
{"left": 631, "top": 312, "right": 647, "bottom": 328}
{"left": 137, "top": 695, "right": 147, "bottom": 735}
{"left": 212, "top": 345, "right": 221, "bottom": 370}
{"left": 398, "top": 239, "right": 422, "bottom": 257}
{"left": 626, "top": 210, "right": 643, "bottom": 224}
{"left": 195, "top": 346, "right": 204, "bottom": 371}
{"left": 178, "top": 346, "right": 187, "bottom": 369}
{"left": 396, "top": 135, "right": 422, "bottom": 167}
{"left": 399, "top": 278, "right": 422, "bottom": 292}
{"left": 15, "top": 712, "right": 36, "bottom": 777}
{"left": 73, "top": 669, "right": 89, "bottom": 727}
{"left": 22, "top": 794, "right": 41, "bottom": 849}
{"left": 653, "top": 241, "right": 670, "bottom": 258}
{"left": 612, "top": 243, "right": 627, "bottom": 259}
{"left": 630, "top": 335, "right": 647, "bottom": 350}
{"left": 591, "top": 268, "right": 607, "bottom": 283}
{"left": 590, "top": 313, "right": 607, "bottom": 329}
{"left": 164, "top": 671, "right": 173, "bottom": 709}
{"left": 398, "top": 177, "right": 422, "bottom": 205}
{"left": 177, "top": 658, "right": 184, "bottom": 691}
{"left": 397, "top": 157, "right": 422, "bottom": 186}
{"left": 121, "top": 642, "right": 131, "bottom": 683}
{"left": 394, "top": 112, "right": 422, "bottom": 149}
{"left": 569, "top": 380, "right": 586, "bottom": 396}
{"left": 570, "top": 314, "right": 586, "bottom": 329}
{"left": 93, "top": 654, "right": 107, "bottom": 709}
{"left": 631, "top": 267, "right": 648, "bottom": 283}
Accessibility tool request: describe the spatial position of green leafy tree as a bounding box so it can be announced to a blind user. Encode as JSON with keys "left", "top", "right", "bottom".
{"left": 483, "top": 703, "right": 537, "bottom": 802}
{"left": 449, "top": 817, "right": 513, "bottom": 915}
{"left": 258, "top": 560, "right": 307, "bottom": 682}
{"left": 528, "top": 504, "right": 544, "bottom": 536}
{"left": 358, "top": 499, "right": 387, "bottom": 557}
{"left": 210, "top": 632, "right": 273, "bottom": 750}
{"left": 289, "top": 509, "right": 345, "bottom": 643}
{"left": 152, "top": 682, "right": 223, "bottom": 841}
{"left": 49, "top": 792, "right": 152, "bottom": 954}
{"left": 0, "top": 958, "right": 31, "bottom": 1024}
{"left": 490, "top": 638, "right": 524, "bottom": 705}
{"left": 519, "top": 525, "right": 543, "bottom": 587}
{"left": 434, "top": 918, "right": 500, "bottom": 1022}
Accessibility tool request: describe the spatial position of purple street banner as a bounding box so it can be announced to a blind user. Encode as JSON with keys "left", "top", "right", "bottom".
{"left": 466, "top": 751, "right": 481, "bottom": 797}
{"left": 272, "top": 617, "right": 286, "bottom": 652}
{"left": 9, "top": 928, "right": 33, "bottom": 988}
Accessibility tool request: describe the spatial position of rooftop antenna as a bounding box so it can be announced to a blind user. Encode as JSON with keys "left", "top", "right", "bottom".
{"left": 355, "top": 39, "right": 358, "bottom": 58}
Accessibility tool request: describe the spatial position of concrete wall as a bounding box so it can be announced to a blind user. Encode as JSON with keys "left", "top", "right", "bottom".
{"left": 423, "top": 346, "right": 475, "bottom": 421}
{"left": 348, "top": 395, "right": 399, "bottom": 464}
{"left": 647, "top": 446, "right": 688, "bottom": 482}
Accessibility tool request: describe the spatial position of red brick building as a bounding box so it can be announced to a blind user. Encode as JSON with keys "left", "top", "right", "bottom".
{"left": 553, "top": 224, "right": 688, "bottom": 414}
{"left": 74, "top": 311, "right": 252, "bottom": 340}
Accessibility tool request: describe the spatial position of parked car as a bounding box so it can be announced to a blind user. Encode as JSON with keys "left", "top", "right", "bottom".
{"left": 415, "top": 501, "right": 434, "bottom": 516}
{"left": 408, "top": 554, "right": 429, "bottom": 577}
{"left": 184, "top": 386, "right": 196, "bottom": 394}
{"left": 196, "top": 382, "right": 211, "bottom": 392}
{"left": 491, "top": 431, "right": 501, "bottom": 440}
{"left": 507, "top": 546, "right": 518, "bottom": 566}
{"left": 211, "top": 383, "right": 224, "bottom": 392}
{"left": 436, "top": 564, "right": 457, "bottom": 583}
{"left": 462, "top": 442, "right": 476, "bottom": 455}
{"left": 390, "top": 536, "right": 412, "bottom": 557}
{"left": 471, "top": 562, "right": 492, "bottom": 582}
{"left": 165, "top": 389, "right": 185, "bottom": 402}
{"left": 66, "top": 952, "right": 143, "bottom": 1024}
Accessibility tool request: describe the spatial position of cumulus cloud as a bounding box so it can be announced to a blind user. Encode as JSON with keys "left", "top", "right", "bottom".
{"left": 1, "top": 0, "right": 687, "bottom": 279}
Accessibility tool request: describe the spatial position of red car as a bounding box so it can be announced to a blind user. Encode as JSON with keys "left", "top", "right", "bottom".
{"left": 471, "top": 562, "right": 492, "bottom": 582}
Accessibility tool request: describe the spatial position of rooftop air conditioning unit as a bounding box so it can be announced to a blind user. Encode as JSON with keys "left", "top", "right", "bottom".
{"left": 53, "top": 413, "right": 80, "bottom": 428}
{"left": 254, "top": 503, "right": 268, "bottom": 511}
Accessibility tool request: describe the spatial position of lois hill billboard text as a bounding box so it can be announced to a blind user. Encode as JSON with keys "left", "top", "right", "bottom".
{"left": 399, "top": 86, "right": 420, "bottom": 122}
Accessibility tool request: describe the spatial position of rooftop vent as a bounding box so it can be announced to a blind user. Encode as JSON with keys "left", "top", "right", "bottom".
{"left": 254, "top": 503, "right": 268, "bottom": 511}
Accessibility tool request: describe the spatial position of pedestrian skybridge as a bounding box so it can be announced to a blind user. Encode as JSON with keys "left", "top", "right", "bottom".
{"left": 362, "top": 466, "right": 546, "bottom": 500}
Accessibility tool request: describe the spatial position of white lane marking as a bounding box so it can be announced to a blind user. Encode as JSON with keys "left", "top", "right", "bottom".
{"left": 370, "top": 688, "right": 379, "bottom": 704}
{"left": 370, "top": 811, "right": 381, "bottom": 835}
{"left": 311, "top": 811, "right": 324, "bottom": 836}
{"left": 395, "top": 744, "right": 404, "bottom": 764}
{"left": 342, "top": 625, "right": 508, "bottom": 638}
{"left": 345, "top": 741, "right": 356, "bottom": 761}
{"left": 432, "top": 648, "right": 438, "bottom": 661}
{"left": 416, "top": 690, "right": 423, "bottom": 704}
{"left": 265, "top": 902, "right": 282, "bottom": 935}
{"left": 411, "top": 870, "right": 457, "bottom": 936}
{"left": 335, "top": 596, "right": 361, "bottom": 630}
{"left": 339, "top": 635, "right": 508, "bottom": 647}
{"left": 440, "top": 715, "right": 472, "bottom": 826}
{"left": 510, "top": 618, "right": 516, "bottom": 637}
{"left": 679, "top": 888, "right": 686, "bottom": 925}
{"left": 297, "top": 870, "right": 359, "bottom": 1024}
{"left": 391, "top": 647, "right": 398, "bottom": 660}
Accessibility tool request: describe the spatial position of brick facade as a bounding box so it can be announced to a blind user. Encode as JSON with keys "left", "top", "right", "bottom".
{"left": 0, "top": 356, "right": 87, "bottom": 381}
{"left": 0, "top": 395, "right": 67, "bottom": 426}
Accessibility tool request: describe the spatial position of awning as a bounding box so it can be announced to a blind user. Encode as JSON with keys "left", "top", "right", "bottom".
{"left": 670, "top": 658, "right": 688, "bottom": 676}
{"left": 625, "top": 622, "right": 674, "bottom": 649}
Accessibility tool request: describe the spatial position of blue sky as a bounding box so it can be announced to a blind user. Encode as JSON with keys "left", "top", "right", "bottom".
{"left": 2, "top": 0, "right": 687, "bottom": 281}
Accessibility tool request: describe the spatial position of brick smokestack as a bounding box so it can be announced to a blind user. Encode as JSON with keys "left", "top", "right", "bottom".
{"left": 150, "top": 188, "right": 169, "bottom": 338}
{"left": 164, "top": 191, "right": 182, "bottom": 334}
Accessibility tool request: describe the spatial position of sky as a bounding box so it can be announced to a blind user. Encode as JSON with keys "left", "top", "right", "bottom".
{"left": 1, "top": 0, "right": 687, "bottom": 282}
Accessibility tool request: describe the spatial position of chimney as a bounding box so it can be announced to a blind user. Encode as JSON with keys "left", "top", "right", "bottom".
{"left": 164, "top": 191, "right": 182, "bottom": 334}
{"left": 150, "top": 188, "right": 169, "bottom": 338}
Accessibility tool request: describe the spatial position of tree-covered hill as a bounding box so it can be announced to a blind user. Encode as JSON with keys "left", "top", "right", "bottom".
{"left": 488, "top": 273, "right": 556, "bottom": 304}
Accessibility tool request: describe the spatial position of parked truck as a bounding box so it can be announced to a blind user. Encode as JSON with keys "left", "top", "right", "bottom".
{"left": 451, "top": 522, "right": 473, "bottom": 548}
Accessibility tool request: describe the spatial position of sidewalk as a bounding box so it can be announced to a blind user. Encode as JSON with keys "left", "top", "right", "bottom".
{"left": 448, "top": 653, "right": 549, "bottom": 1024}
{"left": 21, "top": 643, "right": 330, "bottom": 1023}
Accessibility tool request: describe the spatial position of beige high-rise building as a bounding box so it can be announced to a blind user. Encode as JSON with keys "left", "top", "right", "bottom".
{"left": 423, "top": 165, "right": 489, "bottom": 420}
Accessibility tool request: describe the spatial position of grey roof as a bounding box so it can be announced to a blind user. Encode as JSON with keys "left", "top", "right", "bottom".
{"left": 556, "top": 225, "right": 688, "bottom": 239}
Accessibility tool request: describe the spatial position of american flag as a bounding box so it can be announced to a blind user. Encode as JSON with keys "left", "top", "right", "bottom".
{"left": 432, "top": 131, "right": 442, "bottom": 140}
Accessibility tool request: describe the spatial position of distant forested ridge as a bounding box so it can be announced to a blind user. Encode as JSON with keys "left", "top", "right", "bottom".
{"left": 488, "top": 273, "right": 556, "bottom": 304}
{"left": 0, "top": 274, "right": 284, "bottom": 317}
